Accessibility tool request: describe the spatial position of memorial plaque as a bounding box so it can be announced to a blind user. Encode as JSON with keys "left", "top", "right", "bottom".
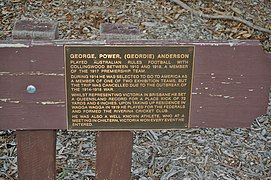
{"left": 65, "top": 45, "right": 195, "bottom": 130}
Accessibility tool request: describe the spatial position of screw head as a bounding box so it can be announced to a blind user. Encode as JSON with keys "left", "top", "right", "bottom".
{"left": 26, "top": 85, "right": 36, "bottom": 94}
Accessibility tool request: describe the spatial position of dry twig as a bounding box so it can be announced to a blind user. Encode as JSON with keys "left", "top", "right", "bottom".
{"left": 170, "top": 0, "right": 271, "bottom": 34}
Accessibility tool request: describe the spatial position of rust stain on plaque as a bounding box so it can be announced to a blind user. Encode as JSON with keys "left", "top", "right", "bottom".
{"left": 65, "top": 45, "right": 195, "bottom": 130}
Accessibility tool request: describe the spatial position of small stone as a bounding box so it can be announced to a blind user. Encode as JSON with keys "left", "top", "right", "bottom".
{"left": 141, "top": 22, "right": 157, "bottom": 27}
{"left": 261, "top": 129, "right": 267, "bottom": 136}
{"left": 82, "top": 27, "right": 91, "bottom": 34}
{"left": 139, "top": 177, "right": 148, "bottom": 180}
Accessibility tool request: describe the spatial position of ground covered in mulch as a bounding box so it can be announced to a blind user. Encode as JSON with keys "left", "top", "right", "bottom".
{"left": 0, "top": 0, "right": 270, "bottom": 179}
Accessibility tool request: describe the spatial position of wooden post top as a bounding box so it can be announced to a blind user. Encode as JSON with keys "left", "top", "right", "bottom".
{"left": 12, "top": 19, "right": 58, "bottom": 40}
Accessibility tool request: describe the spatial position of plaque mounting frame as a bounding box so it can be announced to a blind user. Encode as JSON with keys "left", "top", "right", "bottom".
{"left": 64, "top": 44, "right": 195, "bottom": 130}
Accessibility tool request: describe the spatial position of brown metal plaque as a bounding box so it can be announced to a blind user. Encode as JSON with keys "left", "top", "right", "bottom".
{"left": 65, "top": 45, "right": 195, "bottom": 130}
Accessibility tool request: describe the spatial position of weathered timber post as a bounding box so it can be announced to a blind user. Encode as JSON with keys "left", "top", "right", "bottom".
{"left": 95, "top": 23, "right": 141, "bottom": 180}
{"left": 13, "top": 19, "right": 58, "bottom": 180}
{"left": 16, "top": 130, "right": 56, "bottom": 180}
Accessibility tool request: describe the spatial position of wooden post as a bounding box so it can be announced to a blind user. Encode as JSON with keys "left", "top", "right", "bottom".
{"left": 95, "top": 23, "right": 140, "bottom": 180}
{"left": 96, "top": 131, "right": 133, "bottom": 180}
{"left": 16, "top": 130, "right": 56, "bottom": 180}
{"left": 13, "top": 19, "right": 58, "bottom": 180}
{"left": 12, "top": 19, "right": 58, "bottom": 40}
